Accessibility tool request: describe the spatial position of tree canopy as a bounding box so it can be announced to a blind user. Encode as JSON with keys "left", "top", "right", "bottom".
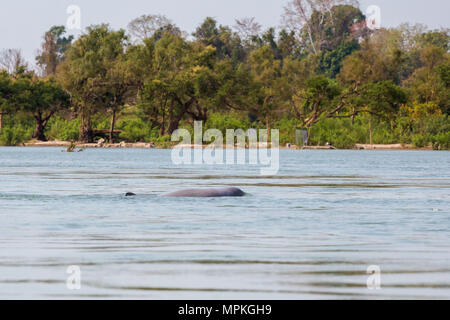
{"left": 0, "top": 1, "right": 448, "bottom": 149}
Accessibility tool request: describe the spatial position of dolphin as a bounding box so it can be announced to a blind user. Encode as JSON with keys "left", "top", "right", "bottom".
{"left": 125, "top": 187, "right": 245, "bottom": 198}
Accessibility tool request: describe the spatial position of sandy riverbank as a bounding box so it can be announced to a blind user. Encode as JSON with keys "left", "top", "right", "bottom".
{"left": 18, "top": 139, "right": 435, "bottom": 150}
{"left": 23, "top": 139, "right": 154, "bottom": 149}
{"left": 354, "top": 143, "right": 432, "bottom": 150}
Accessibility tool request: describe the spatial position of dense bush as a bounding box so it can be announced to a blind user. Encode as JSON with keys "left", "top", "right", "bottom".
{"left": 308, "top": 117, "right": 365, "bottom": 148}
{"left": 276, "top": 117, "right": 298, "bottom": 145}
{"left": 0, "top": 125, "right": 33, "bottom": 146}
{"left": 430, "top": 132, "right": 450, "bottom": 150}
{"left": 205, "top": 113, "right": 251, "bottom": 133}
{"left": 412, "top": 134, "right": 429, "bottom": 148}
{"left": 46, "top": 117, "right": 80, "bottom": 141}
{"left": 117, "top": 118, "right": 156, "bottom": 142}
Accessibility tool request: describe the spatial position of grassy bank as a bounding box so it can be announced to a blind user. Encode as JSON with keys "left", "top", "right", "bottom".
{"left": 1, "top": 112, "right": 449, "bottom": 150}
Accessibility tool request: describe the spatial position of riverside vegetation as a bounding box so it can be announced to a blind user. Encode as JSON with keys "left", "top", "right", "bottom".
{"left": 0, "top": 0, "right": 449, "bottom": 149}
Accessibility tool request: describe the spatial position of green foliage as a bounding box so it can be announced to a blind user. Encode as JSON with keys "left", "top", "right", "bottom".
{"left": 412, "top": 134, "right": 429, "bottom": 148}
{"left": 193, "top": 17, "right": 245, "bottom": 61}
{"left": 0, "top": 125, "right": 33, "bottom": 146}
{"left": 318, "top": 40, "right": 360, "bottom": 78}
{"left": 276, "top": 117, "right": 298, "bottom": 145}
{"left": 309, "top": 117, "right": 360, "bottom": 149}
{"left": 359, "top": 81, "right": 408, "bottom": 118}
{"left": 46, "top": 117, "right": 80, "bottom": 141}
{"left": 430, "top": 132, "right": 450, "bottom": 150}
{"left": 205, "top": 113, "right": 250, "bottom": 133}
{"left": 0, "top": 71, "right": 14, "bottom": 113}
{"left": 118, "top": 118, "right": 155, "bottom": 142}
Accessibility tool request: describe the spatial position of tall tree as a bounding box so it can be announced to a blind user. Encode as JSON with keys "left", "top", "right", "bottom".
{"left": 405, "top": 46, "right": 450, "bottom": 114}
{"left": 282, "top": 0, "right": 360, "bottom": 54}
{"left": 234, "top": 17, "right": 262, "bottom": 43}
{"left": 102, "top": 55, "right": 137, "bottom": 142}
{"left": 127, "top": 14, "right": 173, "bottom": 42}
{"left": 59, "top": 25, "right": 128, "bottom": 142}
{"left": 36, "top": 26, "right": 73, "bottom": 76}
{"left": 338, "top": 30, "right": 403, "bottom": 85}
{"left": 193, "top": 17, "right": 245, "bottom": 62}
{"left": 139, "top": 33, "right": 225, "bottom": 134}
{"left": 138, "top": 33, "right": 192, "bottom": 135}
{"left": 0, "top": 49, "right": 28, "bottom": 74}
{"left": 247, "top": 46, "right": 285, "bottom": 136}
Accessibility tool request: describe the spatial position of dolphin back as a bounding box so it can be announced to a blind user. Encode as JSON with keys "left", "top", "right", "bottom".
{"left": 163, "top": 187, "right": 245, "bottom": 198}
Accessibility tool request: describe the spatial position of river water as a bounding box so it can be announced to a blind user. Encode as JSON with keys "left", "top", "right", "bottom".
{"left": 0, "top": 147, "right": 449, "bottom": 299}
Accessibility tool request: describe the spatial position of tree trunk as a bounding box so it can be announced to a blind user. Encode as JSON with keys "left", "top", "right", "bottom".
{"left": 369, "top": 117, "right": 373, "bottom": 145}
{"left": 0, "top": 113, "right": 3, "bottom": 133}
{"left": 167, "top": 101, "right": 188, "bottom": 135}
{"left": 160, "top": 107, "right": 165, "bottom": 136}
{"left": 168, "top": 117, "right": 182, "bottom": 135}
{"left": 33, "top": 119, "right": 47, "bottom": 141}
{"left": 79, "top": 109, "right": 93, "bottom": 143}
{"left": 109, "top": 110, "right": 116, "bottom": 143}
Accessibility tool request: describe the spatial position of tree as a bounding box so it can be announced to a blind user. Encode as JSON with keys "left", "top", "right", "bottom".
{"left": 277, "top": 29, "right": 304, "bottom": 59}
{"left": 103, "top": 56, "right": 137, "bottom": 142}
{"left": 419, "top": 29, "right": 450, "bottom": 51}
{"left": 318, "top": 39, "right": 360, "bottom": 78}
{"left": 213, "top": 59, "right": 256, "bottom": 117}
{"left": 0, "top": 49, "right": 28, "bottom": 74}
{"left": 59, "top": 25, "right": 128, "bottom": 142}
{"left": 128, "top": 14, "right": 173, "bottom": 42}
{"left": 193, "top": 17, "right": 245, "bottom": 62}
{"left": 353, "top": 81, "right": 408, "bottom": 143}
{"left": 353, "top": 81, "right": 407, "bottom": 118}
{"left": 0, "top": 71, "right": 14, "bottom": 131}
{"left": 36, "top": 26, "right": 73, "bottom": 76}
{"left": 310, "top": 4, "right": 365, "bottom": 52}
{"left": 12, "top": 74, "right": 70, "bottom": 141}
{"left": 338, "top": 30, "right": 403, "bottom": 85}
{"left": 139, "top": 33, "right": 227, "bottom": 135}
{"left": 247, "top": 46, "right": 285, "bottom": 136}
{"left": 234, "top": 17, "right": 262, "bottom": 43}
{"left": 392, "top": 25, "right": 449, "bottom": 82}
{"left": 405, "top": 46, "right": 450, "bottom": 114}
{"left": 289, "top": 75, "right": 343, "bottom": 129}
{"left": 282, "top": 0, "right": 360, "bottom": 54}
{"left": 138, "top": 33, "right": 193, "bottom": 135}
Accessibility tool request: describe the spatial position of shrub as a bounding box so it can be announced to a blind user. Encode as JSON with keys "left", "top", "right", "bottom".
{"left": 46, "top": 117, "right": 79, "bottom": 141}
{"left": 0, "top": 125, "right": 33, "bottom": 146}
{"left": 205, "top": 113, "right": 250, "bottom": 134}
{"left": 276, "top": 117, "right": 297, "bottom": 145}
{"left": 412, "top": 134, "right": 428, "bottom": 148}
{"left": 431, "top": 132, "right": 450, "bottom": 150}
{"left": 118, "top": 118, "right": 154, "bottom": 142}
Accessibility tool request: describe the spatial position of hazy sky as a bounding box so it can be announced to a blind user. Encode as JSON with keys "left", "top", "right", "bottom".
{"left": 1, "top": 0, "right": 449, "bottom": 67}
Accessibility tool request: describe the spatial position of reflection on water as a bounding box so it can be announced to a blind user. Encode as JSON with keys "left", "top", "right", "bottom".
{"left": 0, "top": 147, "right": 449, "bottom": 299}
